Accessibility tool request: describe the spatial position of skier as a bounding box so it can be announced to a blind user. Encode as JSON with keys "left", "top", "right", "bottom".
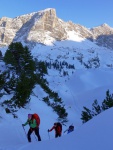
{"left": 48, "top": 122, "right": 62, "bottom": 138}
{"left": 22, "top": 114, "right": 41, "bottom": 142}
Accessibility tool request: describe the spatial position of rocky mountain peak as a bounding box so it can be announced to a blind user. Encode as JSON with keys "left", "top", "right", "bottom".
{"left": 100, "top": 23, "right": 113, "bottom": 29}
{"left": 13, "top": 8, "right": 68, "bottom": 45}
{"left": 90, "top": 23, "right": 113, "bottom": 36}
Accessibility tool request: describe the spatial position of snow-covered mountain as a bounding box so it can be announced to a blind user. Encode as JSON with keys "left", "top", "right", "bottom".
{"left": 0, "top": 8, "right": 113, "bottom": 49}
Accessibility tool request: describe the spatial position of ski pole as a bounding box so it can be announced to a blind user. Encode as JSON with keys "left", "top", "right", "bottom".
{"left": 48, "top": 131, "right": 50, "bottom": 140}
{"left": 64, "top": 129, "right": 68, "bottom": 134}
{"left": 22, "top": 125, "right": 27, "bottom": 137}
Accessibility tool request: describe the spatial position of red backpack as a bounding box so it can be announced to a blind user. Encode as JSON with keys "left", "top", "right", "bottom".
{"left": 56, "top": 122, "right": 62, "bottom": 132}
{"left": 32, "top": 113, "right": 40, "bottom": 127}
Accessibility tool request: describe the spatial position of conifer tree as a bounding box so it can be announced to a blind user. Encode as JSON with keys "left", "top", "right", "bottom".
{"left": 4, "top": 42, "right": 36, "bottom": 75}
{"left": 81, "top": 90, "right": 113, "bottom": 123}
{"left": 3, "top": 42, "right": 36, "bottom": 107}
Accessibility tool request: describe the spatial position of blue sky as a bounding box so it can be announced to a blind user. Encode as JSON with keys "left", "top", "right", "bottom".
{"left": 0, "top": 0, "right": 113, "bottom": 28}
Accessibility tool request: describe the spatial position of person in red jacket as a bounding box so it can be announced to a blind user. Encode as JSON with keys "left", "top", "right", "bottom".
{"left": 48, "top": 122, "right": 62, "bottom": 138}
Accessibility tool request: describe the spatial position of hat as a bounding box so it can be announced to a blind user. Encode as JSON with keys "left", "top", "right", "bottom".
{"left": 28, "top": 114, "right": 32, "bottom": 119}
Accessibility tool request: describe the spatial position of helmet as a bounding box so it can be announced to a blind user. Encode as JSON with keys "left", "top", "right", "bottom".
{"left": 54, "top": 122, "right": 57, "bottom": 126}
{"left": 28, "top": 114, "right": 32, "bottom": 119}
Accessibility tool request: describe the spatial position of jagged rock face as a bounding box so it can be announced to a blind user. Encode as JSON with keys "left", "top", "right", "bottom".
{"left": 90, "top": 24, "right": 113, "bottom": 37}
{"left": 90, "top": 24, "right": 113, "bottom": 49}
{"left": 0, "top": 8, "right": 113, "bottom": 49}
{"left": 26, "top": 8, "right": 67, "bottom": 43}
{"left": 0, "top": 9, "right": 68, "bottom": 46}
{"left": 0, "top": 14, "right": 34, "bottom": 46}
{"left": 0, "top": 17, "right": 15, "bottom": 46}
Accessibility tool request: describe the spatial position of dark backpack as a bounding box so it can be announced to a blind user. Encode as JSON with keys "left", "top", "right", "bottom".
{"left": 69, "top": 125, "right": 74, "bottom": 131}
{"left": 57, "top": 122, "right": 62, "bottom": 131}
{"left": 32, "top": 113, "right": 40, "bottom": 126}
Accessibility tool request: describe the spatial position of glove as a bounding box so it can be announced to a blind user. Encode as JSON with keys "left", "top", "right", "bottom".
{"left": 48, "top": 129, "right": 50, "bottom": 132}
{"left": 22, "top": 124, "right": 24, "bottom": 126}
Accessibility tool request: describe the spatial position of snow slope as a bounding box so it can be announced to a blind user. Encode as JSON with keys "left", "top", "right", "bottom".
{"left": 0, "top": 28, "right": 113, "bottom": 150}
{"left": 0, "top": 106, "right": 113, "bottom": 150}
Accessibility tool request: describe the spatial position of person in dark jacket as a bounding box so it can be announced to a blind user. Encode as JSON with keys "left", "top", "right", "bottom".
{"left": 64, "top": 125, "right": 74, "bottom": 134}
{"left": 48, "top": 122, "right": 62, "bottom": 138}
{"left": 22, "top": 114, "right": 41, "bottom": 142}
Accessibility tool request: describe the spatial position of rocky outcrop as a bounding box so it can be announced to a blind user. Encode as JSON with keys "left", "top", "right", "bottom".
{"left": 90, "top": 24, "right": 113, "bottom": 49}
{"left": 0, "top": 14, "right": 34, "bottom": 46}
{"left": 27, "top": 8, "right": 67, "bottom": 42}
{"left": 90, "top": 24, "right": 113, "bottom": 38}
